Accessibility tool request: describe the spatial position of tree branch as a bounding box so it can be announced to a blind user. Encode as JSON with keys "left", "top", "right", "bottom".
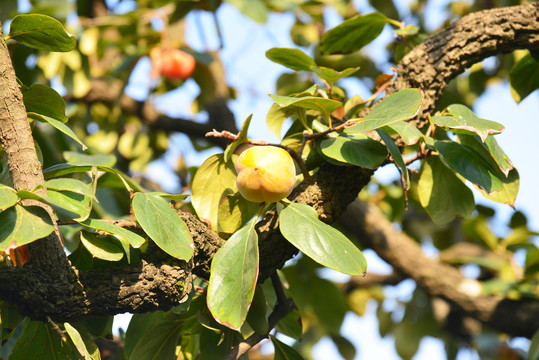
{"left": 338, "top": 201, "right": 539, "bottom": 338}
{"left": 386, "top": 2, "right": 539, "bottom": 128}
{"left": 66, "top": 79, "right": 236, "bottom": 149}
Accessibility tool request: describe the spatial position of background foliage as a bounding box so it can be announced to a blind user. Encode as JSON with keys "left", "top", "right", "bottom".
{"left": 0, "top": 0, "right": 538, "bottom": 359}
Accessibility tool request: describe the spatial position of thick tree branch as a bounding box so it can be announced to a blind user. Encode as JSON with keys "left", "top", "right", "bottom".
{"left": 338, "top": 201, "right": 539, "bottom": 338}
{"left": 386, "top": 2, "right": 539, "bottom": 128}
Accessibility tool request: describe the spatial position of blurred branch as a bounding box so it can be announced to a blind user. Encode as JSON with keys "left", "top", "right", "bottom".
{"left": 66, "top": 79, "right": 237, "bottom": 149}
{"left": 337, "top": 200, "right": 539, "bottom": 338}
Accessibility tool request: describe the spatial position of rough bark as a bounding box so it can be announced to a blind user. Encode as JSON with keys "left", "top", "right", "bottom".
{"left": 0, "top": 3, "right": 538, "bottom": 337}
{"left": 386, "top": 2, "right": 539, "bottom": 128}
{"left": 338, "top": 201, "right": 539, "bottom": 338}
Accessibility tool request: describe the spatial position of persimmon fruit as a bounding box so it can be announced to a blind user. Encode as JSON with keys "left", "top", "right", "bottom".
{"left": 151, "top": 48, "right": 196, "bottom": 81}
{"left": 235, "top": 146, "right": 296, "bottom": 203}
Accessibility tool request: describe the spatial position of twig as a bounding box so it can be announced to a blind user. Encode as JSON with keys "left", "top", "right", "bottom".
{"left": 47, "top": 316, "right": 66, "bottom": 340}
{"left": 271, "top": 271, "right": 288, "bottom": 305}
{"left": 224, "top": 297, "right": 295, "bottom": 360}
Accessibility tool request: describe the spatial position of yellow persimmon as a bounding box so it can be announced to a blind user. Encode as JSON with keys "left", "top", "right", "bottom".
{"left": 236, "top": 146, "right": 296, "bottom": 203}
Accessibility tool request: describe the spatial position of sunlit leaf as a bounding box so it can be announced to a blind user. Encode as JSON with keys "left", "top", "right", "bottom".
{"left": 191, "top": 154, "right": 237, "bottom": 229}
{"left": 345, "top": 89, "right": 423, "bottom": 133}
{"left": 9, "top": 320, "right": 73, "bottom": 360}
{"left": 433, "top": 104, "right": 504, "bottom": 141}
{"left": 224, "top": 114, "right": 253, "bottom": 162}
{"left": 383, "top": 120, "right": 424, "bottom": 145}
{"left": 29, "top": 113, "right": 87, "bottom": 150}
{"left": 79, "top": 218, "right": 145, "bottom": 248}
{"left": 377, "top": 129, "right": 409, "bottom": 188}
{"left": 418, "top": 156, "right": 475, "bottom": 225}
{"left": 310, "top": 66, "right": 360, "bottom": 85}
{"left": 218, "top": 192, "right": 261, "bottom": 234}
{"left": 266, "top": 47, "right": 316, "bottom": 71}
{"left": 38, "top": 178, "right": 95, "bottom": 199}
{"left": 509, "top": 51, "right": 539, "bottom": 103}
{"left": 0, "top": 184, "right": 18, "bottom": 210}
{"left": 7, "top": 14, "right": 76, "bottom": 52}
{"left": 279, "top": 203, "right": 367, "bottom": 275}
{"left": 207, "top": 225, "right": 259, "bottom": 330}
{"left": 226, "top": 0, "right": 268, "bottom": 23}
{"left": 17, "top": 188, "right": 92, "bottom": 221}
{"left": 266, "top": 102, "right": 295, "bottom": 138}
{"left": 270, "top": 94, "right": 342, "bottom": 114}
{"left": 132, "top": 192, "right": 194, "bottom": 261}
{"left": 80, "top": 231, "right": 124, "bottom": 262}
{"left": 320, "top": 133, "right": 387, "bottom": 169}
{"left": 64, "top": 322, "right": 101, "bottom": 360}
{"left": 0, "top": 205, "right": 54, "bottom": 251}
{"left": 320, "top": 12, "right": 391, "bottom": 54}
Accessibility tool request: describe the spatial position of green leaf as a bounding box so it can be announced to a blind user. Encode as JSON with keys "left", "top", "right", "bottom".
{"left": 345, "top": 89, "right": 423, "bottom": 133}
{"left": 29, "top": 113, "right": 87, "bottom": 150}
{"left": 191, "top": 154, "right": 237, "bottom": 229}
{"left": 64, "top": 322, "right": 101, "bottom": 360}
{"left": 266, "top": 48, "right": 317, "bottom": 71}
{"left": 132, "top": 192, "right": 194, "bottom": 261}
{"left": 433, "top": 104, "right": 504, "bottom": 141}
{"left": 310, "top": 66, "right": 360, "bottom": 85}
{"left": 434, "top": 140, "right": 503, "bottom": 194}
{"left": 79, "top": 218, "right": 145, "bottom": 248}
{"left": 128, "top": 317, "right": 183, "bottom": 360}
{"left": 224, "top": 114, "right": 253, "bottom": 162}
{"left": 418, "top": 156, "right": 475, "bottom": 225}
{"left": 0, "top": 184, "right": 18, "bottom": 210}
{"left": 480, "top": 168, "right": 519, "bottom": 208}
{"left": 383, "top": 120, "right": 424, "bottom": 145}
{"left": 320, "top": 12, "right": 391, "bottom": 54}
{"left": 7, "top": 14, "right": 76, "bottom": 52}
{"left": 245, "top": 286, "right": 269, "bottom": 335}
{"left": 509, "top": 51, "right": 539, "bottom": 103}
{"left": 279, "top": 203, "right": 367, "bottom": 275}
{"left": 377, "top": 129, "right": 409, "bottom": 188}
{"left": 394, "top": 24, "right": 419, "bottom": 36}
{"left": 38, "top": 178, "right": 95, "bottom": 199}
{"left": 22, "top": 84, "right": 68, "bottom": 123}
{"left": 207, "top": 225, "right": 259, "bottom": 330}
{"left": 529, "top": 328, "right": 539, "bottom": 360}
{"left": 266, "top": 102, "right": 295, "bottom": 138}
{"left": 458, "top": 134, "right": 514, "bottom": 177}
{"left": 17, "top": 188, "right": 92, "bottom": 221}
{"left": 44, "top": 163, "right": 142, "bottom": 193}
{"left": 270, "top": 334, "right": 305, "bottom": 360}
{"left": 275, "top": 308, "right": 303, "bottom": 340}
{"left": 80, "top": 231, "right": 124, "bottom": 262}
{"left": 146, "top": 192, "right": 189, "bottom": 201}
{"left": 270, "top": 94, "right": 342, "bottom": 114}
{"left": 218, "top": 192, "right": 261, "bottom": 235}
{"left": 226, "top": 0, "right": 268, "bottom": 23}
{"left": 320, "top": 133, "right": 387, "bottom": 169}
{"left": 9, "top": 320, "right": 72, "bottom": 360}
{"left": 0, "top": 205, "right": 54, "bottom": 251}
{"left": 62, "top": 151, "right": 117, "bottom": 167}
{"left": 124, "top": 312, "right": 166, "bottom": 359}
